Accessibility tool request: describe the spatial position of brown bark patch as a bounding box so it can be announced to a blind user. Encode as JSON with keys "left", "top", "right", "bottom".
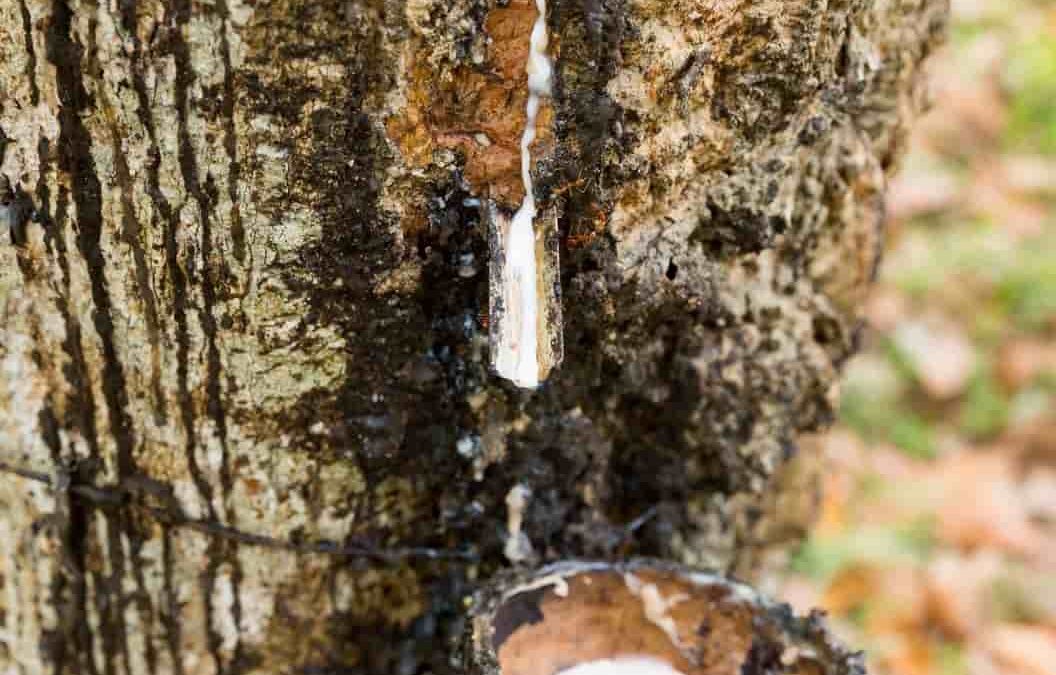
{"left": 387, "top": 0, "right": 555, "bottom": 208}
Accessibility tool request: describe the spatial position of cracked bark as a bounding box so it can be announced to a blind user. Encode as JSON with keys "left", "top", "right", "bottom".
{"left": 0, "top": 0, "right": 946, "bottom": 673}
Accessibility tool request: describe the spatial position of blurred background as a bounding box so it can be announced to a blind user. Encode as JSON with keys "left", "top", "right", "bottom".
{"left": 776, "top": 1, "right": 1056, "bottom": 674}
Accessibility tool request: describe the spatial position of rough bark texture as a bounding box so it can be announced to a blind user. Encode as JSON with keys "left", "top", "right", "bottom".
{"left": 0, "top": 0, "right": 945, "bottom": 673}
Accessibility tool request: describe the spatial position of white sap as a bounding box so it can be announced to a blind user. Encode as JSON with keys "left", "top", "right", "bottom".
{"left": 495, "top": 0, "right": 552, "bottom": 388}
{"left": 557, "top": 657, "right": 688, "bottom": 675}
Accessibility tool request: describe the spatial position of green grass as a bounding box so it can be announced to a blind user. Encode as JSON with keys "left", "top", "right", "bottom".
{"left": 937, "top": 643, "right": 968, "bottom": 675}
{"left": 886, "top": 224, "right": 1001, "bottom": 300}
{"left": 992, "top": 241, "right": 1056, "bottom": 329}
{"left": 959, "top": 367, "right": 1010, "bottom": 439}
{"left": 990, "top": 570, "right": 1056, "bottom": 624}
{"left": 886, "top": 221, "right": 1056, "bottom": 332}
{"left": 789, "top": 518, "right": 937, "bottom": 582}
{"left": 840, "top": 390, "right": 938, "bottom": 460}
{"left": 1005, "top": 35, "right": 1056, "bottom": 155}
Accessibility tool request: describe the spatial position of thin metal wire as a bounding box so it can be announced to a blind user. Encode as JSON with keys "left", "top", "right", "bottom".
{"left": 0, "top": 458, "right": 478, "bottom": 563}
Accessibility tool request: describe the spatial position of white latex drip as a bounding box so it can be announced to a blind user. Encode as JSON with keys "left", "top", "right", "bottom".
{"left": 495, "top": 0, "right": 552, "bottom": 388}
{"left": 556, "top": 657, "right": 688, "bottom": 675}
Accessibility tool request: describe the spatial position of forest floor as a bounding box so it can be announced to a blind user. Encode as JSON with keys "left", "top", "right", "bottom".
{"left": 777, "top": 1, "right": 1056, "bottom": 674}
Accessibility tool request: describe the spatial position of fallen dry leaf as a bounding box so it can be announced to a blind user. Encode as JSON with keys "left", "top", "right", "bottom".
{"left": 824, "top": 564, "right": 882, "bottom": 616}
{"left": 982, "top": 625, "right": 1056, "bottom": 675}
{"left": 1022, "top": 468, "right": 1056, "bottom": 523}
{"left": 926, "top": 551, "right": 1003, "bottom": 639}
{"left": 865, "top": 289, "right": 910, "bottom": 333}
{"left": 913, "top": 48, "right": 1006, "bottom": 157}
{"left": 1001, "top": 156, "right": 1056, "bottom": 197}
{"left": 998, "top": 339, "right": 1056, "bottom": 391}
{"left": 967, "top": 167, "right": 1048, "bottom": 238}
{"left": 991, "top": 565, "right": 1056, "bottom": 629}
{"left": 886, "top": 162, "right": 962, "bottom": 223}
{"left": 894, "top": 318, "right": 977, "bottom": 400}
{"left": 814, "top": 429, "right": 870, "bottom": 535}
{"left": 882, "top": 636, "right": 935, "bottom": 675}
{"left": 935, "top": 450, "right": 1045, "bottom": 557}
{"left": 865, "top": 566, "right": 932, "bottom": 638}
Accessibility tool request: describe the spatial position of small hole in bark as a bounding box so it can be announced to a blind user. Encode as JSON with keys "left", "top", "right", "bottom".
{"left": 665, "top": 259, "right": 679, "bottom": 280}
{"left": 812, "top": 315, "right": 841, "bottom": 346}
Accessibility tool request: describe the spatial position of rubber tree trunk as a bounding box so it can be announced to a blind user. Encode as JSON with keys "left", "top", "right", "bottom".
{"left": 0, "top": 0, "right": 945, "bottom": 672}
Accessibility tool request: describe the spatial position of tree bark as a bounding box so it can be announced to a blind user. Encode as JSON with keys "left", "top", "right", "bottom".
{"left": 0, "top": 0, "right": 945, "bottom": 672}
